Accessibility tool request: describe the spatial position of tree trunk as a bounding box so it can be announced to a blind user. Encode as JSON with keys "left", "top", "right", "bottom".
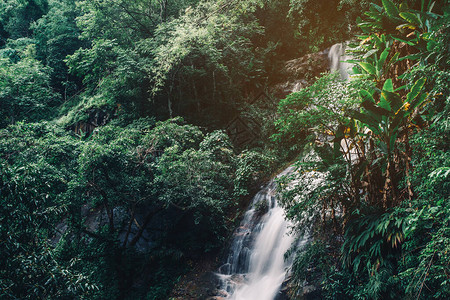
{"left": 128, "top": 206, "right": 164, "bottom": 247}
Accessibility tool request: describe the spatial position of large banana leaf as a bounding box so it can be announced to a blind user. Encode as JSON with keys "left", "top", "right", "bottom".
{"left": 359, "top": 62, "right": 377, "bottom": 75}
{"left": 361, "top": 99, "right": 391, "bottom": 117}
{"left": 399, "top": 12, "right": 422, "bottom": 26}
{"left": 381, "top": 90, "right": 403, "bottom": 112}
{"left": 382, "top": 0, "right": 399, "bottom": 18}
{"left": 407, "top": 77, "right": 426, "bottom": 103}
{"left": 352, "top": 111, "right": 382, "bottom": 135}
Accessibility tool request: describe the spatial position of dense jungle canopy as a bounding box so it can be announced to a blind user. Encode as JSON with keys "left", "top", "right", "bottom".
{"left": 0, "top": 0, "right": 449, "bottom": 299}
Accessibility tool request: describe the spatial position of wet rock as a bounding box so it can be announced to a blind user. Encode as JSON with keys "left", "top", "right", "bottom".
{"left": 229, "top": 274, "right": 245, "bottom": 285}
{"left": 209, "top": 288, "right": 229, "bottom": 299}
{"left": 272, "top": 52, "right": 329, "bottom": 97}
{"left": 302, "top": 285, "right": 323, "bottom": 300}
{"left": 283, "top": 53, "right": 329, "bottom": 78}
{"left": 274, "top": 276, "right": 291, "bottom": 300}
{"left": 169, "top": 253, "right": 222, "bottom": 300}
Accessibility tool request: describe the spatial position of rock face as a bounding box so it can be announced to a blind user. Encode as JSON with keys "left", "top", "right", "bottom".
{"left": 169, "top": 253, "right": 222, "bottom": 300}
{"left": 274, "top": 278, "right": 291, "bottom": 300}
{"left": 277, "top": 278, "right": 322, "bottom": 300}
{"left": 70, "top": 108, "right": 111, "bottom": 136}
{"left": 301, "top": 285, "right": 322, "bottom": 299}
{"left": 272, "top": 52, "right": 329, "bottom": 98}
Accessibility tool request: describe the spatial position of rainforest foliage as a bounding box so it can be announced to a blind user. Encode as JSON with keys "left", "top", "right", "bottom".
{"left": 0, "top": 0, "right": 448, "bottom": 299}
{"left": 275, "top": 0, "right": 450, "bottom": 299}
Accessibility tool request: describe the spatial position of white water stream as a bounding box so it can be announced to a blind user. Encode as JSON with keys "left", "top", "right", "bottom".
{"left": 328, "top": 42, "right": 352, "bottom": 80}
{"left": 217, "top": 167, "right": 301, "bottom": 300}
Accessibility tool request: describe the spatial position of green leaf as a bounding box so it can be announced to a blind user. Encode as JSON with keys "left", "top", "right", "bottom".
{"left": 399, "top": 2, "right": 409, "bottom": 12}
{"left": 379, "top": 140, "right": 388, "bottom": 154}
{"left": 379, "top": 48, "right": 390, "bottom": 67}
{"left": 352, "top": 111, "right": 381, "bottom": 134}
{"left": 406, "top": 77, "right": 426, "bottom": 103}
{"left": 382, "top": 0, "right": 399, "bottom": 18}
{"left": 409, "top": 93, "right": 427, "bottom": 112}
{"left": 383, "top": 79, "right": 394, "bottom": 92}
{"left": 397, "top": 53, "right": 421, "bottom": 61}
{"left": 396, "top": 23, "right": 417, "bottom": 30}
{"left": 379, "top": 93, "right": 392, "bottom": 111}
{"left": 349, "top": 119, "right": 357, "bottom": 138}
{"left": 394, "top": 85, "right": 407, "bottom": 92}
{"left": 370, "top": 3, "right": 383, "bottom": 13}
{"left": 427, "top": 1, "right": 436, "bottom": 13}
{"left": 345, "top": 59, "right": 362, "bottom": 64}
{"left": 390, "top": 110, "right": 405, "bottom": 129}
{"left": 392, "top": 36, "right": 415, "bottom": 46}
{"left": 389, "top": 131, "right": 398, "bottom": 150}
{"left": 352, "top": 66, "right": 362, "bottom": 75}
{"left": 365, "top": 11, "right": 382, "bottom": 21}
{"left": 359, "top": 62, "right": 377, "bottom": 75}
{"left": 359, "top": 89, "right": 375, "bottom": 102}
{"left": 361, "top": 100, "right": 391, "bottom": 116}
{"left": 354, "top": 256, "right": 361, "bottom": 272}
{"left": 399, "top": 12, "right": 421, "bottom": 26}
{"left": 429, "top": 167, "right": 450, "bottom": 179}
{"left": 385, "top": 52, "right": 400, "bottom": 72}
{"left": 427, "top": 40, "right": 438, "bottom": 51}
{"left": 363, "top": 49, "right": 379, "bottom": 59}
{"left": 359, "top": 22, "right": 382, "bottom": 30}
{"left": 382, "top": 90, "right": 403, "bottom": 112}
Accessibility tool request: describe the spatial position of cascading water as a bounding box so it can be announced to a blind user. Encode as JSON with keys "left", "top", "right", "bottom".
{"left": 215, "top": 43, "right": 348, "bottom": 299}
{"left": 217, "top": 167, "right": 301, "bottom": 300}
{"left": 328, "top": 43, "right": 352, "bottom": 80}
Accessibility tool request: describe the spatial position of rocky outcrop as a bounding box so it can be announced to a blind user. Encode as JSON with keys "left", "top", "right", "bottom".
{"left": 169, "top": 253, "right": 222, "bottom": 300}
{"left": 70, "top": 108, "right": 111, "bottom": 137}
{"left": 272, "top": 52, "right": 329, "bottom": 98}
{"left": 277, "top": 277, "right": 322, "bottom": 300}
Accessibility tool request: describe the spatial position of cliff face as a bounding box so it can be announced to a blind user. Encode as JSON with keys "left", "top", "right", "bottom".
{"left": 169, "top": 251, "right": 222, "bottom": 300}
{"left": 272, "top": 52, "right": 330, "bottom": 97}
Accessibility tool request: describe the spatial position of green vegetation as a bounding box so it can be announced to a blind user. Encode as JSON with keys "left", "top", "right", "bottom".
{"left": 0, "top": 118, "right": 275, "bottom": 298}
{"left": 275, "top": 1, "right": 450, "bottom": 299}
{"left": 0, "top": 0, "right": 448, "bottom": 299}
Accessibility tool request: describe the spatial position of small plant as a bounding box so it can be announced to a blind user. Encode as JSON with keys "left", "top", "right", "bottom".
{"left": 254, "top": 199, "right": 268, "bottom": 214}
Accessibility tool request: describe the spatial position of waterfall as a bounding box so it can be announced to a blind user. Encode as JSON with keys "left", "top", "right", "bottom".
{"left": 328, "top": 43, "right": 351, "bottom": 80}
{"left": 215, "top": 43, "right": 349, "bottom": 299}
{"left": 217, "top": 167, "right": 303, "bottom": 300}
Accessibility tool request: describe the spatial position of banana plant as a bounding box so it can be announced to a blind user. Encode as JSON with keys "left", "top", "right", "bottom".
{"left": 350, "top": 41, "right": 400, "bottom": 84}
{"left": 356, "top": 0, "right": 441, "bottom": 64}
{"left": 354, "top": 78, "right": 427, "bottom": 150}
{"left": 358, "top": 0, "right": 439, "bottom": 34}
{"left": 351, "top": 77, "right": 427, "bottom": 206}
